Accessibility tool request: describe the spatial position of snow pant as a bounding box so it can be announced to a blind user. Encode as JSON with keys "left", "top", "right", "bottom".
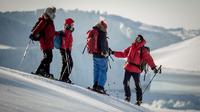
{"left": 93, "top": 57, "right": 108, "bottom": 88}
{"left": 36, "top": 49, "right": 53, "bottom": 75}
{"left": 59, "top": 49, "right": 73, "bottom": 82}
{"left": 123, "top": 70, "right": 142, "bottom": 101}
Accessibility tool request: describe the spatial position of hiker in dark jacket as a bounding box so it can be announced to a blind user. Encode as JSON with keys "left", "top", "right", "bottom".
{"left": 30, "top": 6, "right": 56, "bottom": 78}
{"left": 90, "top": 20, "right": 109, "bottom": 94}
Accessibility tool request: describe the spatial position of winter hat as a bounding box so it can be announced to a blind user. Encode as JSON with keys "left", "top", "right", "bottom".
{"left": 44, "top": 6, "right": 56, "bottom": 20}
{"left": 65, "top": 18, "right": 74, "bottom": 25}
{"left": 95, "top": 20, "right": 108, "bottom": 32}
{"left": 100, "top": 20, "right": 107, "bottom": 29}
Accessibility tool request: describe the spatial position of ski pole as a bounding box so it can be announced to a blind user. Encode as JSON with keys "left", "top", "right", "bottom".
{"left": 142, "top": 65, "right": 162, "bottom": 95}
{"left": 19, "top": 39, "right": 32, "bottom": 69}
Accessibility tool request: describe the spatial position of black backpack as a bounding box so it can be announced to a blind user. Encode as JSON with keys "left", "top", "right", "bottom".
{"left": 140, "top": 46, "right": 150, "bottom": 72}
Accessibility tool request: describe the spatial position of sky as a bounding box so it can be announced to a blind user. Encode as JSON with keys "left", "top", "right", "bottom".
{"left": 0, "top": 0, "right": 200, "bottom": 30}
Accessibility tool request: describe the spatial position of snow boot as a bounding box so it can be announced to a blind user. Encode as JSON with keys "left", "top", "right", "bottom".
{"left": 65, "top": 78, "right": 73, "bottom": 84}
{"left": 32, "top": 69, "right": 46, "bottom": 76}
{"left": 96, "top": 86, "right": 106, "bottom": 94}
{"left": 92, "top": 81, "right": 98, "bottom": 91}
{"left": 125, "top": 96, "right": 131, "bottom": 102}
{"left": 135, "top": 101, "right": 142, "bottom": 106}
{"left": 44, "top": 73, "right": 54, "bottom": 79}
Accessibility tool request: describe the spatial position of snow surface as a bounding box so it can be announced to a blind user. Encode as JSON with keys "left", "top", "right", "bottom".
{"left": 152, "top": 36, "right": 200, "bottom": 72}
{"left": 1, "top": 67, "right": 199, "bottom": 112}
{"left": 0, "top": 66, "right": 151, "bottom": 112}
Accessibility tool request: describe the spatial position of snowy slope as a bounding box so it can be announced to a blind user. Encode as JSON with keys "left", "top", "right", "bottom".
{"left": 0, "top": 66, "right": 151, "bottom": 112}
{"left": 152, "top": 36, "right": 200, "bottom": 72}
{"left": 0, "top": 44, "right": 15, "bottom": 49}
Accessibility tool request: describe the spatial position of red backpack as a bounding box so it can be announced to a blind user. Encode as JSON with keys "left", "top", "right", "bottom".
{"left": 83, "top": 29, "right": 99, "bottom": 54}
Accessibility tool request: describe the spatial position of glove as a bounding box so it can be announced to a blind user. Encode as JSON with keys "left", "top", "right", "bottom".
{"left": 29, "top": 33, "right": 40, "bottom": 41}
{"left": 108, "top": 48, "right": 115, "bottom": 55}
{"left": 153, "top": 66, "right": 159, "bottom": 74}
{"left": 101, "top": 51, "right": 109, "bottom": 57}
{"left": 29, "top": 34, "right": 34, "bottom": 40}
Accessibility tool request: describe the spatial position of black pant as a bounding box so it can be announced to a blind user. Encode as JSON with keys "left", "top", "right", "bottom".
{"left": 59, "top": 49, "right": 73, "bottom": 81}
{"left": 123, "top": 70, "right": 142, "bottom": 101}
{"left": 36, "top": 49, "right": 53, "bottom": 75}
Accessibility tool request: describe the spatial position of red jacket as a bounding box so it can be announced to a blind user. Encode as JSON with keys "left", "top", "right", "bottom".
{"left": 32, "top": 15, "right": 55, "bottom": 50}
{"left": 114, "top": 39, "right": 156, "bottom": 73}
{"left": 61, "top": 30, "right": 73, "bottom": 50}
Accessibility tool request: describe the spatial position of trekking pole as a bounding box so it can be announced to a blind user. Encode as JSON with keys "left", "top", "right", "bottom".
{"left": 108, "top": 58, "right": 112, "bottom": 69}
{"left": 109, "top": 55, "right": 114, "bottom": 62}
{"left": 60, "top": 33, "right": 71, "bottom": 81}
{"left": 142, "top": 65, "right": 162, "bottom": 95}
{"left": 82, "top": 44, "right": 87, "bottom": 54}
{"left": 18, "top": 39, "right": 32, "bottom": 69}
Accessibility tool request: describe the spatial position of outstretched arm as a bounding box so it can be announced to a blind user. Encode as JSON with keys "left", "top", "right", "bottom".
{"left": 113, "top": 46, "right": 131, "bottom": 58}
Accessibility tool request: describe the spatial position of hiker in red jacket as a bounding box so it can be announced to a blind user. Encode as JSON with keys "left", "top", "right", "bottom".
{"left": 29, "top": 6, "right": 56, "bottom": 78}
{"left": 110, "top": 35, "right": 158, "bottom": 106}
{"left": 58, "top": 18, "right": 74, "bottom": 83}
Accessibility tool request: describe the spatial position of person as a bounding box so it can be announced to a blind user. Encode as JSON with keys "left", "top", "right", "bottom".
{"left": 29, "top": 6, "right": 56, "bottom": 78}
{"left": 58, "top": 18, "right": 74, "bottom": 83}
{"left": 89, "top": 20, "right": 110, "bottom": 94}
{"left": 110, "top": 35, "right": 158, "bottom": 106}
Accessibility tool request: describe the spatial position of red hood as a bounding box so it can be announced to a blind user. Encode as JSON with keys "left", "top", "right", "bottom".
{"left": 132, "top": 38, "right": 146, "bottom": 49}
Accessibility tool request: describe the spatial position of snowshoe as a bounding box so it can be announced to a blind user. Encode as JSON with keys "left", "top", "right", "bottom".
{"left": 59, "top": 78, "right": 74, "bottom": 84}
{"left": 31, "top": 72, "right": 43, "bottom": 76}
{"left": 44, "top": 73, "right": 54, "bottom": 79}
{"left": 87, "top": 87, "right": 109, "bottom": 96}
{"left": 31, "top": 72, "right": 55, "bottom": 80}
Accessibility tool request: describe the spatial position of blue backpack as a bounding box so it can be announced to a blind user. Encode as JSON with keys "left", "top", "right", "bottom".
{"left": 54, "top": 31, "right": 63, "bottom": 49}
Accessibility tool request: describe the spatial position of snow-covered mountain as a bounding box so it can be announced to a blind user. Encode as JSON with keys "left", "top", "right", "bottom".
{"left": 0, "top": 8, "right": 195, "bottom": 49}
{"left": 0, "top": 66, "right": 151, "bottom": 112}
{"left": 167, "top": 28, "right": 200, "bottom": 40}
{"left": 152, "top": 35, "right": 200, "bottom": 72}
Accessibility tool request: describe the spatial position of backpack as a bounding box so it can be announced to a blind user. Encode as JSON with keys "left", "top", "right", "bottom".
{"left": 54, "top": 31, "right": 63, "bottom": 49}
{"left": 31, "top": 18, "right": 49, "bottom": 41}
{"left": 128, "top": 46, "right": 150, "bottom": 72}
{"left": 140, "top": 46, "right": 150, "bottom": 72}
{"left": 86, "top": 29, "right": 99, "bottom": 54}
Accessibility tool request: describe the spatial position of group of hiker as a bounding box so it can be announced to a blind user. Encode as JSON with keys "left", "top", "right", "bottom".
{"left": 29, "top": 6, "right": 159, "bottom": 106}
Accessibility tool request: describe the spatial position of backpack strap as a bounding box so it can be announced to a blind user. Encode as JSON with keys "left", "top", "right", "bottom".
{"left": 140, "top": 46, "right": 145, "bottom": 63}
{"left": 32, "top": 18, "right": 50, "bottom": 42}
{"left": 127, "top": 46, "right": 148, "bottom": 70}
{"left": 140, "top": 46, "right": 150, "bottom": 63}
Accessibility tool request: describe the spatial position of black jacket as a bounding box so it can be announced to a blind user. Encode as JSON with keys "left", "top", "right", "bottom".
{"left": 93, "top": 26, "right": 109, "bottom": 58}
